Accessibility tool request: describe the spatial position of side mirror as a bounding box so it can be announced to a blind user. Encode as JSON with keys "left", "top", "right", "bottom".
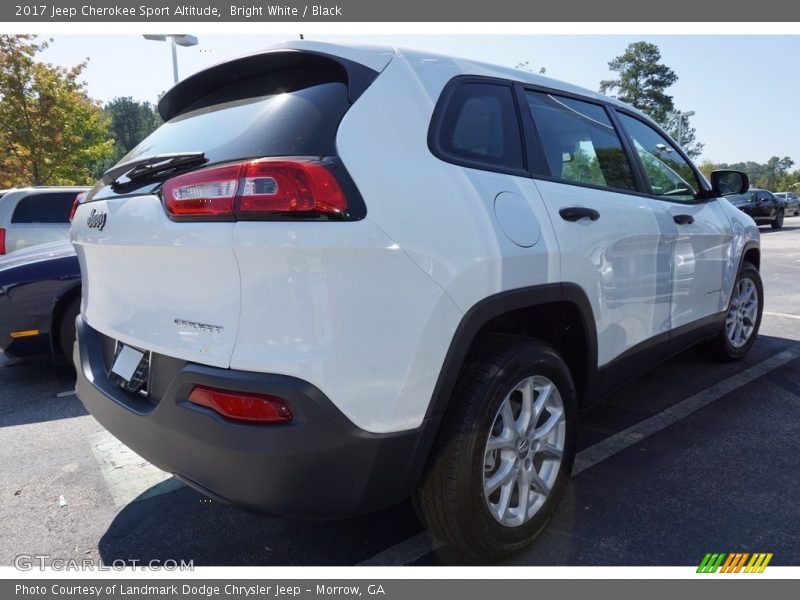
{"left": 711, "top": 170, "right": 749, "bottom": 197}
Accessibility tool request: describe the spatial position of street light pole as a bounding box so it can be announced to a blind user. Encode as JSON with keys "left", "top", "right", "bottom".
{"left": 170, "top": 36, "right": 178, "bottom": 83}
{"left": 670, "top": 110, "right": 695, "bottom": 148}
{"left": 143, "top": 34, "right": 198, "bottom": 84}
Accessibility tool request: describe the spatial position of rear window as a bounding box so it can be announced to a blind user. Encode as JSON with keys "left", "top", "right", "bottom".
{"left": 11, "top": 192, "right": 77, "bottom": 224}
{"left": 123, "top": 79, "right": 350, "bottom": 166}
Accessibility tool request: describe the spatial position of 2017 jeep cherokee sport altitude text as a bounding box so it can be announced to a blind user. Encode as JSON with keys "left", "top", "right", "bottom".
{"left": 72, "top": 42, "right": 762, "bottom": 558}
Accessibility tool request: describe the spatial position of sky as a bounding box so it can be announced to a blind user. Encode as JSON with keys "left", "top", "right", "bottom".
{"left": 37, "top": 34, "right": 800, "bottom": 166}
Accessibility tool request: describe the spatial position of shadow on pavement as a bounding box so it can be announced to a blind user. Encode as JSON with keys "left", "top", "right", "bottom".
{"left": 98, "top": 486, "right": 423, "bottom": 566}
{"left": 0, "top": 361, "right": 84, "bottom": 427}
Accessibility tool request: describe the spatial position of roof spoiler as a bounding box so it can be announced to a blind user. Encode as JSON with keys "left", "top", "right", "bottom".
{"left": 158, "top": 49, "right": 379, "bottom": 121}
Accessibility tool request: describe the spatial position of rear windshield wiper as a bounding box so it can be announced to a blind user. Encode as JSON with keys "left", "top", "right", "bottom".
{"left": 102, "top": 152, "right": 207, "bottom": 187}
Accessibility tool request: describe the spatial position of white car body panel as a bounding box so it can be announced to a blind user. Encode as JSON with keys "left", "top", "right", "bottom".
{"left": 230, "top": 220, "right": 463, "bottom": 432}
{"left": 669, "top": 200, "right": 733, "bottom": 329}
{"left": 4, "top": 222, "right": 71, "bottom": 255}
{"left": 336, "top": 55, "right": 561, "bottom": 315}
{"left": 533, "top": 180, "right": 675, "bottom": 366}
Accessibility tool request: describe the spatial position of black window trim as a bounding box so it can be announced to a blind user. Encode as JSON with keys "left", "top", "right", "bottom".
{"left": 427, "top": 75, "right": 531, "bottom": 178}
{"left": 430, "top": 74, "right": 717, "bottom": 206}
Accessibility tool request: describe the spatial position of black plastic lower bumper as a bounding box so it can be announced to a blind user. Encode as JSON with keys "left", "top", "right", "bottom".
{"left": 74, "top": 317, "right": 440, "bottom": 519}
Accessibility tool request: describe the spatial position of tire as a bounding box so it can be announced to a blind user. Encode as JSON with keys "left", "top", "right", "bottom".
{"left": 771, "top": 209, "right": 784, "bottom": 229}
{"left": 57, "top": 296, "right": 81, "bottom": 359}
{"left": 699, "top": 262, "right": 763, "bottom": 361}
{"left": 413, "top": 335, "right": 576, "bottom": 559}
{"left": 794, "top": 206, "right": 799, "bottom": 217}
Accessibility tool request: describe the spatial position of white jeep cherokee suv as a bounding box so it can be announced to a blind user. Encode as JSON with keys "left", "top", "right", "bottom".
{"left": 72, "top": 42, "right": 761, "bottom": 558}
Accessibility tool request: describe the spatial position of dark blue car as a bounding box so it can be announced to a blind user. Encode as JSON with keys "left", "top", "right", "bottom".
{"left": 0, "top": 241, "right": 80, "bottom": 362}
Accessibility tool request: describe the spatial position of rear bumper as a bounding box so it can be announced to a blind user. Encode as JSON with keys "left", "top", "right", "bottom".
{"left": 74, "top": 317, "right": 440, "bottom": 518}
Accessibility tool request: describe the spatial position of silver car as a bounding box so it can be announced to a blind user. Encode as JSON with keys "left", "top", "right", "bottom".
{"left": 0, "top": 187, "right": 89, "bottom": 255}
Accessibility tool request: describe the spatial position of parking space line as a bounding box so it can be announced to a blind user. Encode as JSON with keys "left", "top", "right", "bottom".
{"left": 764, "top": 311, "right": 800, "bottom": 321}
{"left": 358, "top": 343, "right": 800, "bottom": 566}
{"left": 573, "top": 343, "right": 800, "bottom": 475}
{"left": 358, "top": 532, "right": 443, "bottom": 566}
{"left": 89, "top": 430, "right": 182, "bottom": 508}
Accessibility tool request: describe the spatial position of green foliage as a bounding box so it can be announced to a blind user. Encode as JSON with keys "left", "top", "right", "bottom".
{"left": 701, "top": 157, "right": 799, "bottom": 191}
{"left": 92, "top": 96, "right": 162, "bottom": 177}
{"left": 0, "top": 35, "right": 113, "bottom": 187}
{"left": 600, "top": 41, "right": 703, "bottom": 159}
{"left": 600, "top": 41, "right": 677, "bottom": 124}
{"left": 562, "top": 146, "right": 604, "bottom": 186}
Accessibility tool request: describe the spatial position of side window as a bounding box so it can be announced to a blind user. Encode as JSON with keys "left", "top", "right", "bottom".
{"left": 11, "top": 192, "right": 76, "bottom": 224}
{"left": 616, "top": 113, "right": 702, "bottom": 203}
{"left": 525, "top": 91, "right": 635, "bottom": 192}
{"left": 436, "top": 82, "right": 524, "bottom": 172}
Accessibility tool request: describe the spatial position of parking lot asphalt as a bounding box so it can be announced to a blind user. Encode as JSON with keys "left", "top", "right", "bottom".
{"left": 1, "top": 222, "right": 799, "bottom": 567}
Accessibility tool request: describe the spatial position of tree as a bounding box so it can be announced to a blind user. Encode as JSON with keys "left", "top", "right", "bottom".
{"left": 600, "top": 41, "right": 704, "bottom": 159}
{"left": 0, "top": 35, "right": 113, "bottom": 187}
{"left": 105, "top": 97, "right": 160, "bottom": 155}
{"left": 92, "top": 97, "right": 161, "bottom": 177}
{"left": 516, "top": 61, "right": 546, "bottom": 75}
{"left": 600, "top": 41, "right": 677, "bottom": 124}
{"left": 700, "top": 157, "right": 799, "bottom": 191}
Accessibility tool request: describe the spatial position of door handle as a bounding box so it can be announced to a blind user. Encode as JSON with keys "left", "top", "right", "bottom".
{"left": 673, "top": 214, "right": 695, "bottom": 225}
{"left": 559, "top": 206, "right": 600, "bottom": 222}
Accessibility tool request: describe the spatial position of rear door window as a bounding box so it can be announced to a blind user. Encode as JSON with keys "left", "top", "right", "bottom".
{"left": 11, "top": 192, "right": 77, "bottom": 223}
{"left": 525, "top": 91, "right": 636, "bottom": 192}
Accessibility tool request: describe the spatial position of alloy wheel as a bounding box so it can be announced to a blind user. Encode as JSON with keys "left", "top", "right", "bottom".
{"left": 483, "top": 375, "right": 566, "bottom": 527}
{"left": 726, "top": 277, "right": 759, "bottom": 349}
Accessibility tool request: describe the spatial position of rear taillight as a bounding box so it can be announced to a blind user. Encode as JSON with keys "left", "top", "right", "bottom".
{"left": 162, "top": 159, "right": 348, "bottom": 220}
{"left": 68, "top": 192, "right": 87, "bottom": 222}
{"left": 0, "top": 228, "right": 5, "bottom": 255}
{"left": 188, "top": 385, "right": 293, "bottom": 424}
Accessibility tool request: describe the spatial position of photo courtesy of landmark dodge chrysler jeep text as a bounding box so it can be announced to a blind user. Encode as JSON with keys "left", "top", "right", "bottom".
{"left": 71, "top": 41, "right": 761, "bottom": 558}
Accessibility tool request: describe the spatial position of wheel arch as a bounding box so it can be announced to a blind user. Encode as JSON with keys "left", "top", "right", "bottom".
{"left": 426, "top": 283, "right": 599, "bottom": 418}
{"left": 742, "top": 243, "right": 760, "bottom": 271}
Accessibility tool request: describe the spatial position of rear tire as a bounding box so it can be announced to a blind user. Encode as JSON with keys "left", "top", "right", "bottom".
{"left": 413, "top": 335, "right": 576, "bottom": 559}
{"left": 58, "top": 296, "right": 80, "bottom": 359}
{"left": 771, "top": 209, "right": 784, "bottom": 229}
{"left": 698, "top": 262, "right": 762, "bottom": 361}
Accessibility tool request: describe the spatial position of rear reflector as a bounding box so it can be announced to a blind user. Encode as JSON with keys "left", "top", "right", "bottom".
{"left": 68, "top": 192, "right": 87, "bottom": 223}
{"left": 0, "top": 228, "right": 5, "bottom": 255}
{"left": 188, "top": 385, "right": 293, "bottom": 424}
{"left": 10, "top": 329, "right": 40, "bottom": 338}
{"left": 162, "top": 159, "right": 347, "bottom": 219}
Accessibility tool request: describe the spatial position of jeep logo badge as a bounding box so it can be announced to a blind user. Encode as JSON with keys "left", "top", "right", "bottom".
{"left": 87, "top": 208, "right": 107, "bottom": 231}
